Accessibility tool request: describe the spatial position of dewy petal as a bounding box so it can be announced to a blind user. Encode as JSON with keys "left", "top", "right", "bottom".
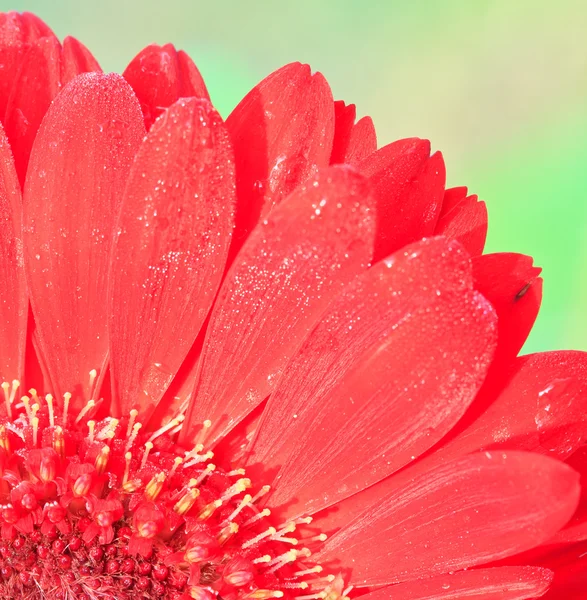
{"left": 315, "top": 451, "right": 580, "bottom": 586}
{"left": 109, "top": 98, "right": 235, "bottom": 420}
{"left": 225, "top": 62, "right": 334, "bottom": 263}
{"left": 550, "top": 446, "right": 587, "bottom": 544}
{"left": 311, "top": 350, "right": 587, "bottom": 536}
{"left": 473, "top": 253, "right": 542, "bottom": 361}
{"left": 123, "top": 43, "right": 210, "bottom": 130}
{"left": 330, "top": 100, "right": 377, "bottom": 165}
{"left": 434, "top": 191, "right": 488, "bottom": 256}
{"left": 358, "top": 567, "right": 553, "bottom": 600}
{"left": 0, "top": 11, "right": 55, "bottom": 119}
{"left": 60, "top": 36, "right": 101, "bottom": 86}
{"left": 358, "top": 138, "right": 446, "bottom": 262}
{"left": 23, "top": 73, "right": 145, "bottom": 406}
{"left": 0, "top": 122, "right": 27, "bottom": 384}
{"left": 4, "top": 34, "right": 101, "bottom": 185}
{"left": 180, "top": 166, "right": 375, "bottom": 448}
{"left": 439, "top": 351, "right": 587, "bottom": 461}
{"left": 247, "top": 237, "right": 497, "bottom": 519}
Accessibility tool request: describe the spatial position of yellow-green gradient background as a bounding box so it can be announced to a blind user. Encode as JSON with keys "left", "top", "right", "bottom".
{"left": 4, "top": 0, "right": 587, "bottom": 354}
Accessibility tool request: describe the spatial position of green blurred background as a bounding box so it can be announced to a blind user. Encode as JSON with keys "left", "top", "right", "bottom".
{"left": 3, "top": 0, "right": 587, "bottom": 354}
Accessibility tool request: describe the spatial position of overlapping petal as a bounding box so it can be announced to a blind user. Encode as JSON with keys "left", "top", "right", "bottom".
{"left": 358, "top": 567, "right": 553, "bottom": 600}
{"left": 434, "top": 187, "right": 488, "bottom": 255}
{"left": 246, "top": 237, "right": 497, "bottom": 519}
{"left": 331, "top": 100, "right": 376, "bottom": 165}
{"left": 0, "top": 123, "right": 26, "bottom": 385}
{"left": 358, "top": 138, "right": 446, "bottom": 262}
{"left": 109, "top": 98, "right": 235, "bottom": 420}
{"left": 180, "top": 166, "right": 375, "bottom": 448}
{"left": 225, "top": 62, "right": 334, "bottom": 261}
{"left": 473, "top": 253, "right": 542, "bottom": 361}
{"left": 23, "top": 73, "right": 145, "bottom": 406}
{"left": 0, "top": 11, "right": 55, "bottom": 119}
{"left": 4, "top": 34, "right": 100, "bottom": 184}
{"left": 123, "top": 43, "right": 210, "bottom": 130}
{"left": 315, "top": 452, "right": 580, "bottom": 586}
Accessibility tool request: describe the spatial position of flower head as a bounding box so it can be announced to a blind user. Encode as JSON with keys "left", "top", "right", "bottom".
{"left": 0, "top": 10, "right": 584, "bottom": 600}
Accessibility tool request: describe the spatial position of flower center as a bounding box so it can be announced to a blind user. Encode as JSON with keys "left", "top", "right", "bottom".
{"left": 0, "top": 379, "right": 348, "bottom": 600}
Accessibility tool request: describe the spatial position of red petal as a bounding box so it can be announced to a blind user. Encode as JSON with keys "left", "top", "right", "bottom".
{"left": 225, "top": 63, "right": 334, "bottom": 262}
{"left": 4, "top": 36, "right": 101, "bottom": 185}
{"left": 442, "top": 351, "right": 587, "bottom": 461}
{"left": 247, "top": 237, "right": 496, "bottom": 519}
{"left": 359, "top": 567, "right": 553, "bottom": 600}
{"left": 439, "top": 186, "right": 469, "bottom": 217}
{"left": 180, "top": 166, "right": 375, "bottom": 448}
{"left": 316, "top": 452, "right": 580, "bottom": 586}
{"left": 473, "top": 253, "right": 542, "bottom": 361}
{"left": 4, "top": 36, "right": 61, "bottom": 185}
{"left": 312, "top": 351, "right": 587, "bottom": 536}
{"left": 123, "top": 43, "right": 210, "bottom": 130}
{"left": 109, "top": 98, "right": 235, "bottom": 420}
{"left": 330, "top": 101, "right": 376, "bottom": 165}
{"left": 540, "top": 544, "right": 587, "bottom": 599}
{"left": 359, "top": 139, "right": 446, "bottom": 262}
{"left": 0, "top": 11, "right": 54, "bottom": 43}
{"left": 435, "top": 194, "right": 488, "bottom": 255}
{"left": 60, "top": 36, "right": 101, "bottom": 86}
{"left": 0, "top": 11, "right": 55, "bottom": 118}
{"left": 23, "top": 73, "right": 145, "bottom": 406}
{"left": 550, "top": 447, "right": 587, "bottom": 544}
{"left": 346, "top": 116, "right": 377, "bottom": 164}
{"left": 0, "top": 123, "right": 26, "bottom": 384}
{"left": 330, "top": 101, "right": 355, "bottom": 164}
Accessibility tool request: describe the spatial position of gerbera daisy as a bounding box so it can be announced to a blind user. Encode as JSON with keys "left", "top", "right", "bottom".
{"left": 0, "top": 10, "right": 584, "bottom": 600}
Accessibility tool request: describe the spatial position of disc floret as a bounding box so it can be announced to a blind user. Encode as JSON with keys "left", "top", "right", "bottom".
{"left": 0, "top": 380, "right": 346, "bottom": 600}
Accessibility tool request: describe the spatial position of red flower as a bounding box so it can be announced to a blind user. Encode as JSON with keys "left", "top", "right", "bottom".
{"left": 0, "top": 9, "right": 584, "bottom": 600}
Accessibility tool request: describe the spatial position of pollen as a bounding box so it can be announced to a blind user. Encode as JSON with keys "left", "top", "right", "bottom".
{"left": 0, "top": 381, "right": 344, "bottom": 600}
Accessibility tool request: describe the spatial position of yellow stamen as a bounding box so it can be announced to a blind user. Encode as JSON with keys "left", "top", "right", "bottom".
{"left": 125, "top": 422, "right": 142, "bottom": 453}
{"left": 242, "top": 527, "right": 277, "bottom": 549}
{"left": 173, "top": 487, "right": 200, "bottom": 515}
{"left": 122, "top": 452, "right": 132, "bottom": 485}
{"left": 169, "top": 456, "right": 183, "bottom": 477}
{"left": 32, "top": 416, "right": 39, "bottom": 447}
{"left": 87, "top": 420, "right": 95, "bottom": 444}
{"left": 141, "top": 442, "right": 154, "bottom": 469}
{"left": 53, "top": 426, "right": 65, "bottom": 457}
{"left": 218, "top": 522, "right": 239, "bottom": 545}
{"left": 147, "top": 414, "right": 185, "bottom": 443}
{"left": 194, "top": 419, "right": 212, "bottom": 448}
{"left": 122, "top": 479, "right": 141, "bottom": 493}
{"left": 244, "top": 590, "right": 284, "bottom": 599}
{"left": 251, "top": 484, "right": 271, "bottom": 504}
{"left": 95, "top": 445, "right": 110, "bottom": 474}
{"left": 243, "top": 508, "right": 271, "bottom": 527}
{"left": 145, "top": 472, "right": 166, "bottom": 501}
{"left": 88, "top": 368, "right": 98, "bottom": 398}
{"left": 21, "top": 395, "right": 32, "bottom": 421}
{"left": 198, "top": 499, "right": 222, "bottom": 520}
{"left": 126, "top": 409, "right": 139, "bottom": 438}
{"left": 75, "top": 399, "right": 95, "bottom": 424}
{"left": 0, "top": 426, "right": 10, "bottom": 454}
{"left": 195, "top": 463, "right": 216, "bottom": 486}
{"left": 226, "top": 494, "right": 252, "bottom": 523}
{"left": 62, "top": 392, "right": 71, "bottom": 427}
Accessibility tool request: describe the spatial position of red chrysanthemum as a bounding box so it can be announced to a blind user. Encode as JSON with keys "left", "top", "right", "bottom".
{"left": 0, "top": 10, "right": 584, "bottom": 600}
